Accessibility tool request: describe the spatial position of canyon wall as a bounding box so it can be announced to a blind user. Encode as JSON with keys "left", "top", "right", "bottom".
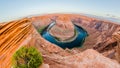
{"left": 0, "top": 14, "right": 120, "bottom": 68}
{"left": 0, "top": 19, "right": 33, "bottom": 67}
{"left": 30, "top": 14, "right": 120, "bottom": 53}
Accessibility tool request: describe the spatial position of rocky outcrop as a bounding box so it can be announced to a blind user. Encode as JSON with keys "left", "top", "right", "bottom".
{"left": 30, "top": 14, "right": 120, "bottom": 52}
{"left": 30, "top": 13, "right": 120, "bottom": 62}
{"left": 40, "top": 64, "right": 49, "bottom": 68}
{"left": 0, "top": 14, "right": 120, "bottom": 68}
{"left": 71, "top": 15, "right": 120, "bottom": 53}
{"left": 113, "top": 31, "right": 120, "bottom": 63}
{"left": 43, "top": 49, "right": 120, "bottom": 68}
{"left": 0, "top": 18, "right": 33, "bottom": 68}
{"left": 49, "top": 16, "right": 75, "bottom": 41}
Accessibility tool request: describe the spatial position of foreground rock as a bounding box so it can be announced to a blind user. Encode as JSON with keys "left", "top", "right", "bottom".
{"left": 113, "top": 31, "right": 120, "bottom": 63}
{"left": 0, "top": 19, "right": 33, "bottom": 67}
{"left": 43, "top": 49, "right": 120, "bottom": 68}
{"left": 40, "top": 63, "right": 49, "bottom": 68}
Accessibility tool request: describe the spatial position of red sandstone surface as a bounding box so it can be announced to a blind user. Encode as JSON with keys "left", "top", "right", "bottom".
{"left": 0, "top": 14, "right": 120, "bottom": 68}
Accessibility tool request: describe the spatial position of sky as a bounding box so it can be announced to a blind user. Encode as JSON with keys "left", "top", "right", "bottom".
{"left": 0, "top": 0, "right": 120, "bottom": 22}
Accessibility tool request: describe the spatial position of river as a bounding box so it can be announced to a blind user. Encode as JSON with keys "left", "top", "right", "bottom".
{"left": 41, "top": 22, "right": 88, "bottom": 49}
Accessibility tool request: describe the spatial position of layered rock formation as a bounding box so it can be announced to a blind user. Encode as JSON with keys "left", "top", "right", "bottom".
{"left": 0, "top": 14, "right": 120, "bottom": 68}
{"left": 0, "top": 19, "right": 33, "bottom": 67}
{"left": 31, "top": 14, "right": 120, "bottom": 53}
{"left": 43, "top": 49, "right": 120, "bottom": 68}
{"left": 49, "top": 16, "right": 75, "bottom": 41}
{"left": 113, "top": 31, "right": 120, "bottom": 63}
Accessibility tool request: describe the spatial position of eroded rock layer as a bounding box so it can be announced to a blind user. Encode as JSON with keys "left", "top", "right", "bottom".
{"left": 0, "top": 18, "right": 33, "bottom": 68}
{"left": 113, "top": 31, "right": 120, "bottom": 63}
{"left": 0, "top": 14, "right": 120, "bottom": 68}
{"left": 43, "top": 49, "right": 120, "bottom": 68}
{"left": 31, "top": 14, "right": 120, "bottom": 53}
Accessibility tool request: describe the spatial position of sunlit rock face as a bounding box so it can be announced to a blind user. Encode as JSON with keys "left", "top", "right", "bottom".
{"left": 1, "top": 14, "right": 120, "bottom": 68}
{"left": 31, "top": 14, "right": 120, "bottom": 49}
{"left": 0, "top": 18, "right": 33, "bottom": 68}
{"left": 49, "top": 16, "right": 75, "bottom": 41}
{"left": 113, "top": 31, "right": 120, "bottom": 63}
{"left": 31, "top": 13, "right": 120, "bottom": 60}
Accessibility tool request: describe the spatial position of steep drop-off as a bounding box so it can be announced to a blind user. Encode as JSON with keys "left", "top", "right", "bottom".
{"left": 0, "top": 14, "right": 120, "bottom": 68}
{"left": 0, "top": 19, "right": 34, "bottom": 67}
{"left": 41, "top": 21, "right": 88, "bottom": 49}
{"left": 31, "top": 14, "right": 120, "bottom": 53}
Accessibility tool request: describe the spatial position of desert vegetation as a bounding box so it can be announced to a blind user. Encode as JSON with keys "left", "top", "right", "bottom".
{"left": 12, "top": 46, "right": 43, "bottom": 68}
{"left": 1, "top": 14, "right": 120, "bottom": 68}
{"left": 37, "top": 26, "right": 46, "bottom": 34}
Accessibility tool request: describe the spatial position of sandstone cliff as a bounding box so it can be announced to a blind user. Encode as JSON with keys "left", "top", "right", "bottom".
{"left": 113, "top": 31, "right": 120, "bottom": 63}
{"left": 30, "top": 14, "right": 120, "bottom": 54}
{"left": 0, "top": 14, "right": 120, "bottom": 68}
{"left": 0, "top": 19, "right": 33, "bottom": 67}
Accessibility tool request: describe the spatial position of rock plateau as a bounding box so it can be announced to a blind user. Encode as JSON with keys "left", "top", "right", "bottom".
{"left": 0, "top": 14, "right": 120, "bottom": 68}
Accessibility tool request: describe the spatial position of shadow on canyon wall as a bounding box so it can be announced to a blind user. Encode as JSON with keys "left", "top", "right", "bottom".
{"left": 0, "top": 14, "right": 120, "bottom": 68}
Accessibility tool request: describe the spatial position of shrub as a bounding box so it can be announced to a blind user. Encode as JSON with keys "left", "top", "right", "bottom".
{"left": 37, "top": 26, "right": 46, "bottom": 33}
{"left": 12, "top": 46, "right": 43, "bottom": 68}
